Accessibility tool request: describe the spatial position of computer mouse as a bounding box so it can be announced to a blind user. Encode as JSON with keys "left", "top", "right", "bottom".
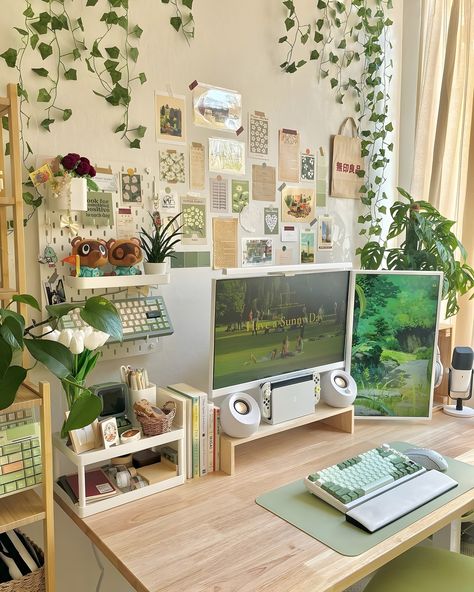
{"left": 404, "top": 448, "right": 448, "bottom": 471}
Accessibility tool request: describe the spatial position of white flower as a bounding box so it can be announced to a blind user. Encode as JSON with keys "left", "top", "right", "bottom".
{"left": 84, "top": 329, "right": 109, "bottom": 350}
{"left": 58, "top": 329, "right": 74, "bottom": 348}
{"left": 41, "top": 326, "right": 61, "bottom": 342}
{"left": 69, "top": 331, "right": 85, "bottom": 355}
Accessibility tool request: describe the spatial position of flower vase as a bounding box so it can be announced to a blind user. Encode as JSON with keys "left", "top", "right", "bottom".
{"left": 61, "top": 379, "right": 86, "bottom": 415}
{"left": 48, "top": 177, "right": 87, "bottom": 211}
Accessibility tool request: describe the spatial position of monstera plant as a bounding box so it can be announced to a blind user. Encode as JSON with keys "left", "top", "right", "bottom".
{"left": 0, "top": 294, "right": 122, "bottom": 436}
{"left": 357, "top": 187, "right": 474, "bottom": 318}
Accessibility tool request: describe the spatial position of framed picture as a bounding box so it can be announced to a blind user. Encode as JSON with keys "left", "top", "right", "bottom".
{"left": 100, "top": 417, "right": 119, "bottom": 448}
{"left": 155, "top": 92, "right": 186, "bottom": 143}
{"left": 67, "top": 417, "right": 100, "bottom": 454}
{"left": 193, "top": 83, "right": 242, "bottom": 132}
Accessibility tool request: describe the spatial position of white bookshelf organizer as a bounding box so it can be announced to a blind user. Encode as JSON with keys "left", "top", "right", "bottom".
{"left": 64, "top": 272, "right": 170, "bottom": 290}
{"left": 53, "top": 397, "right": 186, "bottom": 517}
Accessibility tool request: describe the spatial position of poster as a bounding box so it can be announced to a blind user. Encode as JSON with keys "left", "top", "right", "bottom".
{"left": 278, "top": 129, "right": 300, "bottom": 183}
{"left": 209, "top": 138, "right": 245, "bottom": 175}
{"left": 249, "top": 111, "right": 269, "bottom": 158}
{"left": 241, "top": 238, "right": 273, "bottom": 267}
{"left": 181, "top": 195, "right": 207, "bottom": 245}
{"left": 193, "top": 83, "right": 242, "bottom": 132}
{"left": 231, "top": 179, "right": 250, "bottom": 213}
{"left": 318, "top": 216, "right": 334, "bottom": 250}
{"left": 281, "top": 187, "right": 315, "bottom": 223}
{"left": 190, "top": 142, "right": 205, "bottom": 191}
{"left": 252, "top": 164, "right": 276, "bottom": 201}
{"left": 155, "top": 92, "right": 186, "bottom": 143}
{"left": 81, "top": 192, "right": 114, "bottom": 226}
{"left": 159, "top": 150, "right": 186, "bottom": 184}
{"left": 210, "top": 176, "right": 228, "bottom": 213}
{"left": 300, "top": 230, "right": 315, "bottom": 264}
{"left": 213, "top": 218, "right": 238, "bottom": 269}
{"left": 121, "top": 172, "right": 142, "bottom": 203}
{"left": 264, "top": 207, "right": 279, "bottom": 235}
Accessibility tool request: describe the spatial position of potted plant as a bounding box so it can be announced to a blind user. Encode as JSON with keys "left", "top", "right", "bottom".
{"left": 46, "top": 152, "right": 99, "bottom": 211}
{"left": 357, "top": 187, "right": 474, "bottom": 318}
{"left": 140, "top": 212, "right": 183, "bottom": 274}
{"left": 0, "top": 294, "right": 122, "bottom": 437}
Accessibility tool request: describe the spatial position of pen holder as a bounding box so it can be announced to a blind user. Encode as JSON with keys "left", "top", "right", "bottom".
{"left": 129, "top": 383, "right": 157, "bottom": 410}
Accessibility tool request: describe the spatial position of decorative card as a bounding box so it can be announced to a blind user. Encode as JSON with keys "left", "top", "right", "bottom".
{"left": 249, "top": 111, "right": 269, "bottom": 159}
{"left": 159, "top": 187, "right": 179, "bottom": 213}
{"left": 81, "top": 192, "right": 114, "bottom": 226}
{"left": 281, "top": 187, "right": 315, "bottom": 223}
{"left": 301, "top": 153, "right": 315, "bottom": 181}
{"left": 278, "top": 129, "right": 300, "bottom": 183}
{"left": 264, "top": 207, "right": 279, "bottom": 235}
{"left": 213, "top": 218, "right": 238, "bottom": 269}
{"left": 193, "top": 83, "right": 242, "bottom": 132}
{"left": 231, "top": 179, "right": 250, "bottom": 213}
{"left": 190, "top": 142, "right": 205, "bottom": 191}
{"left": 252, "top": 164, "right": 276, "bottom": 201}
{"left": 159, "top": 150, "right": 186, "bottom": 184}
{"left": 318, "top": 216, "right": 334, "bottom": 250}
{"left": 209, "top": 138, "right": 245, "bottom": 175}
{"left": 116, "top": 207, "right": 136, "bottom": 239}
{"left": 300, "top": 229, "right": 315, "bottom": 264}
{"left": 241, "top": 238, "right": 273, "bottom": 267}
{"left": 121, "top": 171, "right": 142, "bottom": 203}
{"left": 210, "top": 176, "right": 229, "bottom": 213}
{"left": 181, "top": 195, "right": 207, "bottom": 245}
{"left": 155, "top": 92, "right": 186, "bottom": 143}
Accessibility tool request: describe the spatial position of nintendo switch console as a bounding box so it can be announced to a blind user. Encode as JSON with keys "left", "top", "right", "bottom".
{"left": 259, "top": 373, "right": 318, "bottom": 425}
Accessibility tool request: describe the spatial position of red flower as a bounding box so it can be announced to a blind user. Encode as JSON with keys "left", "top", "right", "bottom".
{"left": 89, "top": 166, "right": 97, "bottom": 178}
{"left": 61, "top": 153, "right": 81, "bottom": 171}
{"left": 76, "top": 159, "right": 92, "bottom": 176}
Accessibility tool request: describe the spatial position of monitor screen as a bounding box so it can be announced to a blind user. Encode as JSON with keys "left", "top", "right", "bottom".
{"left": 350, "top": 271, "right": 442, "bottom": 419}
{"left": 211, "top": 270, "right": 351, "bottom": 397}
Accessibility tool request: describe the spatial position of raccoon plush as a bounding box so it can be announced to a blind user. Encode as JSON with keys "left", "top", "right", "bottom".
{"left": 107, "top": 237, "right": 143, "bottom": 275}
{"left": 70, "top": 237, "right": 108, "bottom": 277}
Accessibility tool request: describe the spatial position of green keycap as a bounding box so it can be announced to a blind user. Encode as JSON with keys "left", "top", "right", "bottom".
{"left": 308, "top": 473, "right": 320, "bottom": 482}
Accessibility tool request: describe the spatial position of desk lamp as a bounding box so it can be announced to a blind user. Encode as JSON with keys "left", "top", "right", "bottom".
{"left": 443, "top": 346, "right": 474, "bottom": 417}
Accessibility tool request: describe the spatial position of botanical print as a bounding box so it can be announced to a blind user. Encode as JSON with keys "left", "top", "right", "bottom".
{"left": 301, "top": 153, "right": 315, "bottom": 181}
{"left": 121, "top": 172, "right": 142, "bottom": 203}
{"left": 318, "top": 216, "right": 334, "bottom": 250}
{"left": 264, "top": 207, "right": 279, "bottom": 235}
{"left": 159, "top": 150, "right": 185, "bottom": 184}
{"left": 209, "top": 138, "right": 246, "bottom": 175}
{"left": 300, "top": 230, "right": 315, "bottom": 264}
{"left": 181, "top": 196, "right": 207, "bottom": 245}
{"left": 231, "top": 179, "right": 250, "bottom": 213}
{"left": 193, "top": 83, "right": 242, "bottom": 132}
{"left": 241, "top": 238, "right": 273, "bottom": 267}
{"left": 351, "top": 272, "right": 441, "bottom": 418}
{"left": 281, "top": 187, "right": 315, "bottom": 223}
{"left": 155, "top": 93, "right": 186, "bottom": 143}
{"left": 249, "top": 112, "right": 269, "bottom": 158}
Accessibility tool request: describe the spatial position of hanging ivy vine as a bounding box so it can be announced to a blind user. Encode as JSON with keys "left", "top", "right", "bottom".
{"left": 161, "top": 0, "right": 195, "bottom": 45}
{"left": 279, "top": 0, "right": 394, "bottom": 253}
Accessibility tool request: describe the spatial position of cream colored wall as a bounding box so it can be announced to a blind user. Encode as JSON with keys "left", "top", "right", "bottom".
{"left": 1, "top": 1, "right": 404, "bottom": 589}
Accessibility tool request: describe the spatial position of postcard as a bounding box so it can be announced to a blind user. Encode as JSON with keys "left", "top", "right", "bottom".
{"left": 231, "top": 179, "right": 250, "bottom": 213}
{"left": 210, "top": 176, "right": 229, "bottom": 213}
{"left": 249, "top": 111, "right": 269, "bottom": 159}
{"left": 159, "top": 187, "right": 179, "bottom": 213}
{"left": 190, "top": 142, "right": 205, "bottom": 190}
{"left": 300, "top": 229, "right": 315, "bottom": 264}
{"left": 213, "top": 217, "right": 238, "bottom": 269}
{"left": 278, "top": 129, "right": 300, "bottom": 183}
{"left": 264, "top": 207, "right": 279, "bottom": 235}
{"left": 193, "top": 83, "right": 242, "bottom": 132}
{"left": 241, "top": 238, "right": 273, "bottom": 267}
{"left": 121, "top": 172, "right": 142, "bottom": 203}
{"left": 281, "top": 186, "right": 315, "bottom": 223}
{"left": 276, "top": 245, "right": 295, "bottom": 265}
{"left": 252, "top": 163, "right": 276, "bottom": 201}
{"left": 209, "top": 137, "right": 245, "bottom": 175}
{"left": 181, "top": 195, "right": 207, "bottom": 245}
{"left": 318, "top": 215, "right": 334, "bottom": 250}
{"left": 155, "top": 92, "right": 186, "bottom": 143}
{"left": 281, "top": 224, "right": 297, "bottom": 242}
{"left": 301, "top": 152, "right": 315, "bottom": 181}
{"left": 159, "top": 149, "right": 186, "bottom": 184}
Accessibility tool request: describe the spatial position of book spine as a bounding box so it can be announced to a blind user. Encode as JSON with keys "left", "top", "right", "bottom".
{"left": 215, "top": 406, "right": 221, "bottom": 472}
{"left": 207, "top": 403, "right": 214, "bottom": 473}
{"left": 190, "top": 397, "right": 200, "bottom": 478}
{"left": 199, "top": 395, "right": 208, "bottom": 476}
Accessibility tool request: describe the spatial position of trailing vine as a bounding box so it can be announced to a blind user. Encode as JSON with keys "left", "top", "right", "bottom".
{"left": 161, "top": 0, "right": 195, "bottom": 45}
{"left": 279, "top": 0, "right": 394, "bottom": 253}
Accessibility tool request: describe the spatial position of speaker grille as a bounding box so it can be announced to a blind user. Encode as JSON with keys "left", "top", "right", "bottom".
{"left": 234, "top": 399, "right": 250, "bottom": 415}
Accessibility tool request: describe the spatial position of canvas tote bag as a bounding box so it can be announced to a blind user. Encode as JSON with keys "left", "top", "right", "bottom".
{"left": 331, "top": 117, "right": 365, "bottom": 199}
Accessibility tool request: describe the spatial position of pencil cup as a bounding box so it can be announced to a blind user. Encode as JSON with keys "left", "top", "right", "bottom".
{"left": 129, "top": 383, "right": 157, "bottom": 414}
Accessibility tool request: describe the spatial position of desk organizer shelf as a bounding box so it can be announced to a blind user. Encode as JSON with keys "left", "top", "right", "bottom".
{"left": 53, "top": 424, "right": 185, "bottom": 517}
{"left": 64, "top": 273, "right": 170, "bottom": 290}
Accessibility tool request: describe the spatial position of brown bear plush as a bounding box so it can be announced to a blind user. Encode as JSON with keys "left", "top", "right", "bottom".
{"left": 70, "top": 237, "right": 108, "bottom": 277}
{"left": 107, "top": 237, "right": 143, "bottom": 276}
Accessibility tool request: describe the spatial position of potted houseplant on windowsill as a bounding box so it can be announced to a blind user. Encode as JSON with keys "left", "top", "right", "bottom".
{"left": 140, "top": 212, "right": 183, "bottom": 274}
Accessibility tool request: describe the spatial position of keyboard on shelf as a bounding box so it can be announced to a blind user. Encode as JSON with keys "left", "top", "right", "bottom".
{"left": 304, "top": 444, "right": 427, "bottom": 513}
{"left": 58, "top": 296, "right": 173, "bottom": 342}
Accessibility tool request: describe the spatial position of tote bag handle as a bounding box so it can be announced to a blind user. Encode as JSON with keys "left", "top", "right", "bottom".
{"left": 339, "top": 117, "right": 358, "bottom": 138}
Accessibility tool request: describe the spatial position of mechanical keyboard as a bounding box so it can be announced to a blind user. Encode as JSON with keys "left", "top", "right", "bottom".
{"left": 58, "top": 296, "right": 173, "bottom": 342}
{"left": 304, "top": 444, "right": 426, "bottom": 513}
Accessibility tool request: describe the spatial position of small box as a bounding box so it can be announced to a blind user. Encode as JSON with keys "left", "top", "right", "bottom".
{"left": 132, "top": 448, "right": 161, "bottom": 468}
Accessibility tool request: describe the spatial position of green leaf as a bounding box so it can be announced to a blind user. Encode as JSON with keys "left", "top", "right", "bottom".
{"left": 1, "top": 116, "right": 8, "bottom": 131}
{"left": 316, "top": 18, "right": 324, "bottom": 31}
{"left": 86, "top": 0, "right": 99, "bottom": 5}
{"left": 138, "top": 72, "right": 147, "bottom": 84}
{"left": 85, "top": 58, "right": 94, "bottom": 73}
{"left": 0, "top": 337, "right": 12, "bottom": 379}
{"left": 4, "top": 142, "right": 9, "bottom": 156}
{"left": 182, "top": 0, "right": 193, "bottom": 7}
{"left": 12, "top": 294, "right": 40, "bottom": 311}
{"left": 30, "top": 34, "right": 39, "bottom": 50}
{"left": 114, "top": 123, "right": 126, "bottom": 133}
{"left": 117, "top": 15, "right": 128, "bottom": 29}
{"left": 64, "top": 68, "right": 77, "bottom": 81}
{"left": 330, "top": 78, "right": 338, "bottom": 89}
{"left": 131, "top": 25, "right": 143, "bottom": 38}
{"left": 25, "top": 339, "right": 74, "bottom": 379}
{"left": 129, "top": 47, "right": 139, "bottom": 62}
{"left": 338, "top": 39, "right": 346, "bottom": 49}
{"left": 63, "top": 108, "right": 72, "bottom": 121}
{"left": 38, "top": 42, "right": 53, "bottom": 60}
{"left": 105, "top": 46, "right": 120, "bottom": 59}
{"left": 1, "top": 49, "right": 17, "bottom": 68}
{"left": 31, "top": 20, "right": 48, "bottom": 35}
{"left": 23, "top": 6, "right": 34, "bottom": 17}
{"left": 40, "top": 118, "right": 55, "bottom": 131}
{"left": 296, "top": 59, "right": 306, "bottom": 68}
{"left": 0, "top": 317, "right": 24, "bottom": 350}
{"left": 317, "top": 0, "right": 327, "bottom": 8}
{"left": 136, "top": 125, "right": 147, "bottom": 138}
{"left": 385, "top": 122, "right": 394, "bottom": 132}
{"left": 129, "top": 138, "right": 141, "bottom": 149}
{"left": 285, "top": 18, "right": 295, "bottom": 31}
{"left": 51, "top": 16, "right": 64, "bottom": 30}
{"left": 77, "top": 18, "right": 84, "bottom": 32}
{"left": 0, "top": 367, "right": 27, "bottom": 410}
{"left": 80, "top": 296, "right": 122, "bottom": 341}
{"left": 310, "top": 49, "right": 319, "bottom": 60}
{"left": 91, "top": 41, "right": 102, "bottom": 58}
{"left": 170, "top": 16, "right": 182, "bottom": 31}
{"left": 32, "top": 67, "right": 49, "bottom": 77}
{"left": 278, "top": 36, "right": 288, "bottom": 44}
{"left": 37, "top": 88, "right": 51, "bottom": 102}
{"left": 314, "top": 31, "right": 323, "bottom": 43}
{"left": 14, "top": 27, "right": 29, "bottom": 36}
{"left": 62, "top": 391, "right": 102, "bottom": 436}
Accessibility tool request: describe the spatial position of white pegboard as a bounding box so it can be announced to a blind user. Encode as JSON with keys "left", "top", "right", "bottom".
{"left": 37, "top": 165, "right": 164, "bottom": 360}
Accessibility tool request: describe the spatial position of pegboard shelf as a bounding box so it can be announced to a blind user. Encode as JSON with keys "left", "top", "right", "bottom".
{"left": 64, "top": 273, "right": 170, "bottom": 290}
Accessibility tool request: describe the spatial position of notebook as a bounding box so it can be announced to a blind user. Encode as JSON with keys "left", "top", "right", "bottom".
{"left": 64, "top": 468, "right": 118, "bottom": 502}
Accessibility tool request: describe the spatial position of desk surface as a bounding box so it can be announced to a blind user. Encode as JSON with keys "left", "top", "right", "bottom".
{"left": 55, "top": 410, "right": 474, "bottom": 592}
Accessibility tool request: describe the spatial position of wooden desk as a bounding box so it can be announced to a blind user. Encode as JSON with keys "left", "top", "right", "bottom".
{"left": 55, "top": 411, "right": 474, "bottom": 592}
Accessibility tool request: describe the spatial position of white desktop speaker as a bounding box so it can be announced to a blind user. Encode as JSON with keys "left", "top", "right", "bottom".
{"left": 219, "top": 392, "right": 261, "bottom": 438}
{"left": 321, "top": 370, "right": 357, "bottom": 408}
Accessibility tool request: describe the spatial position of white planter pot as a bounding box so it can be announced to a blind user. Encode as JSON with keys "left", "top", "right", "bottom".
{"left": 46, "top": 177, "right": 87, "bottom": 211}
{"left": 144, "top": 261, "right": 168, "bottom": 275}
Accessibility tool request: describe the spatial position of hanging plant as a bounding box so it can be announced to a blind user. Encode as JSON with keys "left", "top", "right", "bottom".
{"left": 278, "top": 0, "right": 394, "bottom": 245}
{"left": 161, "top": 0, "right": 195, "bottom": 45}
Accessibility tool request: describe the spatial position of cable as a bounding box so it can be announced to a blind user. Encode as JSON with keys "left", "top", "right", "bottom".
{"left": 91, "top": 542, "right": 105, "bottom": 592}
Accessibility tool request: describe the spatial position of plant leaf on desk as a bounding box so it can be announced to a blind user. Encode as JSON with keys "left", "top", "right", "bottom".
{"left": 61, "top": 390, "right": 102, "bottom": 437}
{"left": 25, "top": 339, "right": 74, "bottom": 379}
{"left": 46, "top": 302, "right": 78, "bottom": 318}
{"left": 0, "top": 366, "right": 27, "bottom": 409}
{"left": 0, "top": 316, "right": 24, "bottom": 350}
{"left": 0, "top": 337, "right": 12, "bottom": 379}
{"left": 80, "top": 296, "right": 122, "bottom": 341}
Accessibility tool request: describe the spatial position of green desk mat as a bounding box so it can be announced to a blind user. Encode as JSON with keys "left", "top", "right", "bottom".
{"left": 256, "top": 442, "right": 474, "bottom": 556}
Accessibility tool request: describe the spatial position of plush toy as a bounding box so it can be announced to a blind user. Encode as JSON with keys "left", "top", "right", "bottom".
{"left": 107, "top": 237, "right": 143, "bottom": 276}
{"left": 69, "top": 237, "right": 108, "bottom": 277}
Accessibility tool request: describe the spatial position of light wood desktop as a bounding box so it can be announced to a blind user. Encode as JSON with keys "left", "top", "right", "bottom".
{"left": 55, "top": 410, "right": 474, "bottom": 592}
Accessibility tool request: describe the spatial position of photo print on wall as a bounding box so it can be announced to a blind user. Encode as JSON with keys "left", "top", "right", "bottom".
{"left": 155, "top": 92, "right": 186, "bottom": 143}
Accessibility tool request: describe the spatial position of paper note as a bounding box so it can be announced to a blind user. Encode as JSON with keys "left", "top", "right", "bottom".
{"left": 81, "top": 192, "right": 114, "bottom": 226}
{"left": 94, "top": 172, "right": 118, "bottom": 192}
{"left": 213, "top": 218, "right": 238, "bottom": 269}
{"left": 193, "top": 83, "right": 242, "bottom": 132}
{"left": 316, "top": 149, "right": 328, "bottom": 207}
{"left": 116, "top": 207, "right": 136, "bottom": 239}
{"left": 252, "top": 164, "right": 276, "bottom": 201}
{"left": 190, "top": 142, "right": 205, "bottom": 191}
{"left": 278, "top": 129, "right": 300, "bottom": 183}
{"left": 276, "top": 245, "right": 295, "bottom": 265}
{"left": 181, "top": 195, "right": 207, "bottom": 245}
{"left": 210, "top": 177, "right": 228, "bottom": 213}
{"left": 159, "top": 149, "right": 185, "bottom": 184}
{"left": 249, "top": 111, "right": 269, "bottom": 159}
{"left": 281, "top": 224, "right": 297, "bottom": 242}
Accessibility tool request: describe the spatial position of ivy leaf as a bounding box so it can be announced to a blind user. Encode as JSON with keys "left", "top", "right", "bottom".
{"left": 131, "top": 25, "right": 143, "bottom": 38}
{"left": 91, "top": 41, "right": 102, "bottom": 58}
{"left": 63, "top": 108, "right": 72, "bottom": 121}
{"left": 317, "top": 0, "right": 327, "bottom": 8}
{"left": 4, "top": 143, "right": 10, "bottom": 156}
{"left": 161, "top": 0, "right": 170, "bottom": 3}
{"left": 129, "top": 139, "right": 141, "bottom": 149}
{"left": 136, "top": 125, "right": 146, "bottom": 138}
{"left": 2, "top": 117, "right": 8, "bottom": 131}
{"left": 314, "top": 31, "right": 323, "bottom": 43}
{"left": 31, "top": 20, "right": 48, "bottom": 35}
{"left": 320, "top": 69, "right": 328, "bottom": 78}
{"left": 182, "top": 0, "right": 193, "bottom": 7}
{"left": 64, "top": 68, "right": 77, "bottom": 80}
{"left": 109, "top": 69, "right": 122, "bottom": 84}
{"left": 40, "top": 118, "right": 55, "bottom": 131}
{"left": 105, "top": 46, "right": 120, "bottom": 58}
{"left": 297, "top": 59, "right": 306, "bottom": 68}
{"left": 77, "top": 17, "right": 84, "bottom": 32}
{"left": 285, "top": 18, "right": 295, "bottom": 31}
{"left": 37, "top": 88, "right": 51, "bottom": 102}
{"left": 23, "top": 5, "right": 34, "bottom": 17}
{"left": 32, "top": 67, "right": 49, "bottom": 77}
{"left": 115, "top": 123, "right": 126, "bottom": 133}
{"left": 14, "top": 27, "right": 29, "bottom": 36}
{"left": 129, "top": 47, "right": 139, "bottom": 62}
{"left": 30, "top": 34, "right": 39, "bottom": 50}
{"left": 278, "top": 36, "right": 288, "bottom": 44}
{"left": 338, "top": 39, "right": 346, "bottom": 49}
{"left": 72, "top": 48, "right": 81, "bottom": 60}
{"left": 316, "top": 19, "right": 324, "bottom": 31}
{"left": 139, "top": 72, "right": 147, "bottom": 84}
{"left": 85, "top": 58, "right": 94, "bottom": 73}
{"left": 38, "top": 42, "right": 53, "bottom": 60}
{"left": 0, "top": 49, "right": 17, "bottom": 68}
{"left": 51, "top": 16, "right": 64, "bottom": 30}
{"left": 329, "top": 52, "right": 338, "bottom": 63}
{"left": 385, "top": 122, "right": 394, "bottom": 132}
{"left": 330, "top": 78, "right": 338, "bottom": 89}
{"left": 117, "top": 16, "right": 128, "bottom": 29}
{"left": 170, "top": 16, "right": 182, "bottom": 31}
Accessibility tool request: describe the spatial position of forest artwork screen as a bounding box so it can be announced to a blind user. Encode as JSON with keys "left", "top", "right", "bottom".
{"left": 212, "top": 271, "right": 350, "bottom": 391}
{"left": 351, "top": 272, "right": 441, "bottom": 418}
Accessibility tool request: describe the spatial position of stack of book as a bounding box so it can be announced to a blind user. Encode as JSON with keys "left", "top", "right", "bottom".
{"left": 57, "top": 468, "right": 119, "bottom": 503}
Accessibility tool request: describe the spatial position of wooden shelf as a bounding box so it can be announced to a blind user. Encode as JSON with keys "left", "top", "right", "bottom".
{"left": 64, "top": 273, "right": 170, "bottom": 290}
{"left": 0, "top": 490, "right": 45, "bottom": 533}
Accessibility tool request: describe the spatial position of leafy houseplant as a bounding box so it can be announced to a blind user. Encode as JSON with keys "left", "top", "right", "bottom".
{"left": 357, "top": 187, "right": 474, "bottom": 318}
{"left": 140, "top": 212, "right": 183, "bottom": 273}
{"left": 0, "top": 294, "right": 122, "bottom": 437}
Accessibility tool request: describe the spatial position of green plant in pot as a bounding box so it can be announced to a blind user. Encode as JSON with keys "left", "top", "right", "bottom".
{"left": 140, "top": 212, "right": 183, "bottom": 274}
{"left": 0, "top": 294, "right": 122, "bottom": 438}
{"left": 357, "top": 187, "right": 474, "bottom": 318}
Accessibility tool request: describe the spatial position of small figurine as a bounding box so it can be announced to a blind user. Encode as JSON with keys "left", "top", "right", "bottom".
{"left": 69, "top": 237, "right": 108, "bottom": 277}
{"left": 38, "top": 246, "right": 58, "bottom": 267}
{"left": 107, "top": 237, "right": 143, "bottom": 276}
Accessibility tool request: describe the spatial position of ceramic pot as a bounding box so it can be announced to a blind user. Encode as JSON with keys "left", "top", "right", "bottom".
{"left": 48, "top": 176, "right": 87, "bottom": 211}
{"left": 144, "top": 261, "right": 168, "bottom": 274}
